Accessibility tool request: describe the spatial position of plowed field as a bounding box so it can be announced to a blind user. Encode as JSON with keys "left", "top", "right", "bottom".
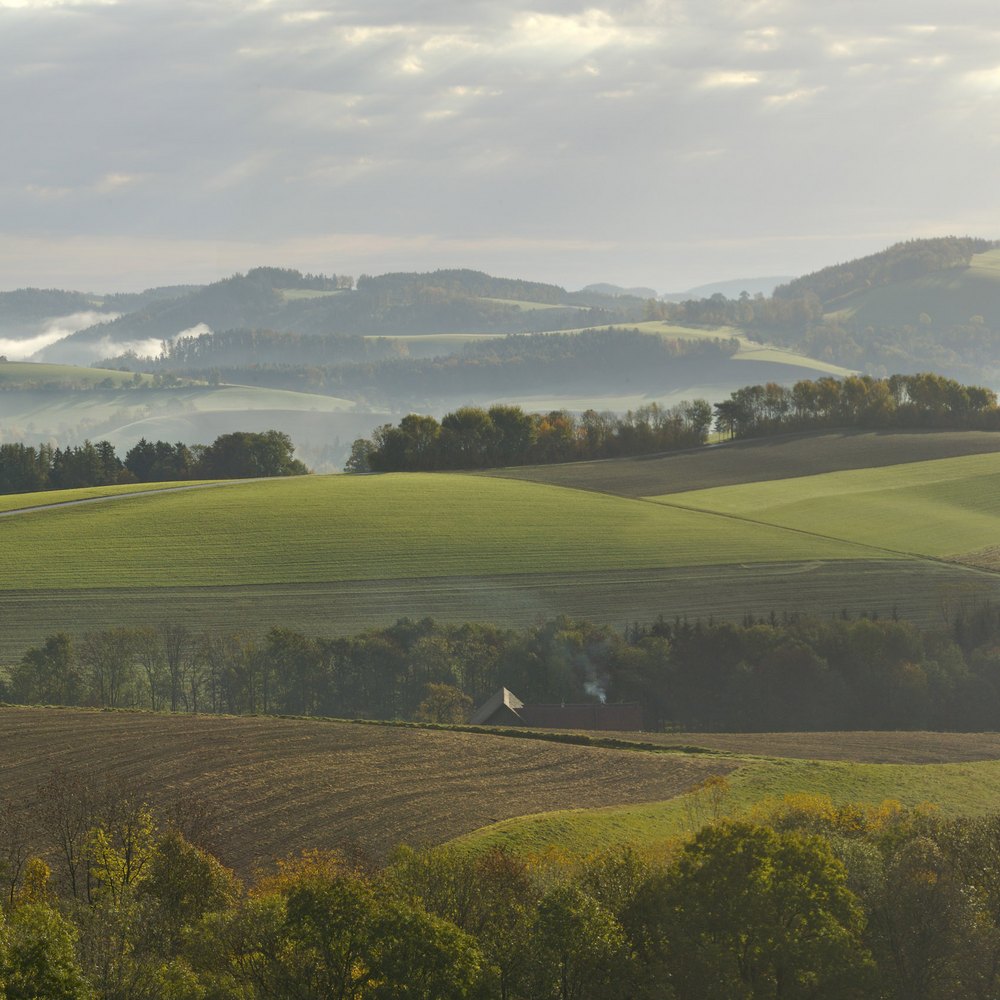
{"left": 0, "top": 707, "right": 733, "bottom": 874}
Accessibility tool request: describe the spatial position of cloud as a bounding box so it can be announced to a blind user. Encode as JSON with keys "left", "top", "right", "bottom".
{"left": 700, "top": 70, "right": 761, "bottom": 88}
{"left": 0, "top": 1, "right": 998, "bottom": 292}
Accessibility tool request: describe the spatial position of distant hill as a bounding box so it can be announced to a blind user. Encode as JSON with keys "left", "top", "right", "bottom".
{"left": 33, "top": 267, "right": 641, "bottom": 365}
{"left": 773, "top": 237, "right": 997, "bottom": 306}
{"left": 662, "top": 276, "right": 793, "bottom": 301}
{"left": 759, "top": 238, "right": 1000, "bottom": 380}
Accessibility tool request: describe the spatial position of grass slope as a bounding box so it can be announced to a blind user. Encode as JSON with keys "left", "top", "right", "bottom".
{"left": 655, "top": 451, "right": 1000, "bottom": 562}
{"left": 0, "top": 706, "right": 732, "bottom": 873}
{"left": 484, "top": 429, "right": 1000, "bottom": 498}
{"left": 456, "top": 755, "right": 1000, "bottom": 859}
{"left": 0, "top": 473, "right": 880, "bottom": 592}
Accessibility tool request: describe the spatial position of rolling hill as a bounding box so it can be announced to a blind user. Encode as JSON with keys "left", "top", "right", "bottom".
{"left": 8, "top": 706, "right": 1000, "bottom": 874}
{"left": 0, "top": 706, "right": 732, "bottom": 873}
{"left": 3, "top": 431, "right": 1000, "bottom": 660}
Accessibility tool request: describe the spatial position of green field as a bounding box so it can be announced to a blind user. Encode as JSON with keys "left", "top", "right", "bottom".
{"left": 277, "top": 288, "right": 342, "bottom": 301}
{"left": 456, "top": 756, "right": 1000, "bottom": 858}
{"left": 478, "top": 297, "right": 578, "bottom": 311}
{"left": 0, "top": 362, "right": 155, "bottom": 388}
{"left": 655, "top": 452, "right": 1000, "bottom": 561}
{"left": 0, "top": 474, "right": 881, "bottom": 592}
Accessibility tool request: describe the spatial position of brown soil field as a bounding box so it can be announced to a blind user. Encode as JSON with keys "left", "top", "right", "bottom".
{"left": 1, "top": 559, "right": 996, "bottom": 664}
{"left": 483, "top": 429, "right": 1000, "bottom": 497}
{"left": 0, "top": 707, "right": 733, "bottom": 875}
{"left": 607, "top": 730, "right": 1000, "bottom": 764}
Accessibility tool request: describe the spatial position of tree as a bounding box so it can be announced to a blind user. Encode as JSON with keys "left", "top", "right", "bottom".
{"left": 528, "top": 882, "right": 627, "bottom": 1000}
{"left": 628, "top": 821, "right": 875, "bottom": 999}
{"left": 0, "top": 902, "right": 91, "bottom": 1000}
{"left": 197, "top": 430, "right": 308, "bottom": 479}
{"left": 413, "top": 683, "right": 472, "bottom": 724}
{"left": 9, "top": 634, "right": 80, "bottom": 706}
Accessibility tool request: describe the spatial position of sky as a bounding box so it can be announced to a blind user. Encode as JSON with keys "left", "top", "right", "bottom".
{"left": 2, "top": 0, "right": 999, "bottom": 294}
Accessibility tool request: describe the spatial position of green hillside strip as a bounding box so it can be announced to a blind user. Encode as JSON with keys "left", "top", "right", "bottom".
{"left": 0, "top": 474, "right": 882, "bottom": 591}
{"left": 652, "top": 452, "right": 1000, "bottom": 560}
{"left": 730, "top": 345, "right": 855, "bottom": 376}
{"left": 0, "top": 480, "right": 224, "bottom": 514}
{"left": 0, "top": 362, "right": 155, "bottom": 387}
{"left": 455, "top": 757, "right": 1000, "bottom": 858}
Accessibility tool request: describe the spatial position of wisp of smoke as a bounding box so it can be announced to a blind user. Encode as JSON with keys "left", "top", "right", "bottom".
{"left": 583, "top": 680, "right": 607, "bottom": 704}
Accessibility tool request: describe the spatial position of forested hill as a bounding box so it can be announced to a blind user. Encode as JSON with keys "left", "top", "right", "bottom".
{"left": 773, "top": 236, "right": 998, "bottom": 306}
{"left": 35, "top": 267, "right": 646, "bottom": 364}
{"left": 0, "top": 288, "right": 102, "bottom": 334}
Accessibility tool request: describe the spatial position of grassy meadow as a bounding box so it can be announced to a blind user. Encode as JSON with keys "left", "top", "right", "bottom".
{"left": 0, "top": 473, "right": 880, "bottom": 592}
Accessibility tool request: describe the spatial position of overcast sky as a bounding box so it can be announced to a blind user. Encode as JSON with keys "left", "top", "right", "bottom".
{"left": 2, "top": 0, "right": 999, "bottom": 293}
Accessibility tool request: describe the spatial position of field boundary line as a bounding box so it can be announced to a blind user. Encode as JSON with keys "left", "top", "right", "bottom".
{"left": 644, "top": 493, "right": 998, "bottom": 574}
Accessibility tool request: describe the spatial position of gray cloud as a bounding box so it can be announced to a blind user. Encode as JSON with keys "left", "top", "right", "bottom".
{"left": 2, "top": 0, "right": 999, "bottom": 291}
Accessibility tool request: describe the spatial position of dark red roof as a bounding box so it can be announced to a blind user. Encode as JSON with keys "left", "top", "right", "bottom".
{"left": 516, "top": 702, "right": 644, "bottom": 731}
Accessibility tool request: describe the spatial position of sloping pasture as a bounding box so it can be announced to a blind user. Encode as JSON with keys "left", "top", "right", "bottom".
{"left": 655, "top": 451, "right": 1000, "bottom": 561}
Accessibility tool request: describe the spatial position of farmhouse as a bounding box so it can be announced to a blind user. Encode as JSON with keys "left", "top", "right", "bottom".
{"left": 470, "top": 687, "right": 644, "bottom": 731}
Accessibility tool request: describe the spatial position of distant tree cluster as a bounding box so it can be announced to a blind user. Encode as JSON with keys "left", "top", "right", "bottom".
{"left": 12, "top": 607, "right": 1000, "bottom": 731}
{"left": 347, "top": 399, "right": 713, "bottom": 472}
{"left": 713, "top": 372, "right": 999, "bottom": 439}
{"left": 0, "top": 430, "right": 307, "bottom": 494}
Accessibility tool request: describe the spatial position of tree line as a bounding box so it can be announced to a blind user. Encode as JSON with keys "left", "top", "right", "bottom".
{"left": 712, "top": 372, "right": 999, "bottom": 439}
{"left": 347, "top": 398, "right": 713, "bottom": 472}
{"left": 3, "top": 771, "right": 1000, "bottom": 998}
{"left": 346, "top": 371, "right": 999, "bottom": 473}
{"left": 10, "top": 607, "right": 1000, "bottom": 731}
{"left": 0, "top": 430, "right": 308, "bottom": 494}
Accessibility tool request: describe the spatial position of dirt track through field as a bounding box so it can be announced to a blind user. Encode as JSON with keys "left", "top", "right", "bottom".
{"left": 619, "top": 730, "right": 1000, "bottom": 764}
{"left": 0, "top": 480, "right": 246, "bottom": 518}
{"left": 0, "top": 708, "right": 734, "bottom": 875}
